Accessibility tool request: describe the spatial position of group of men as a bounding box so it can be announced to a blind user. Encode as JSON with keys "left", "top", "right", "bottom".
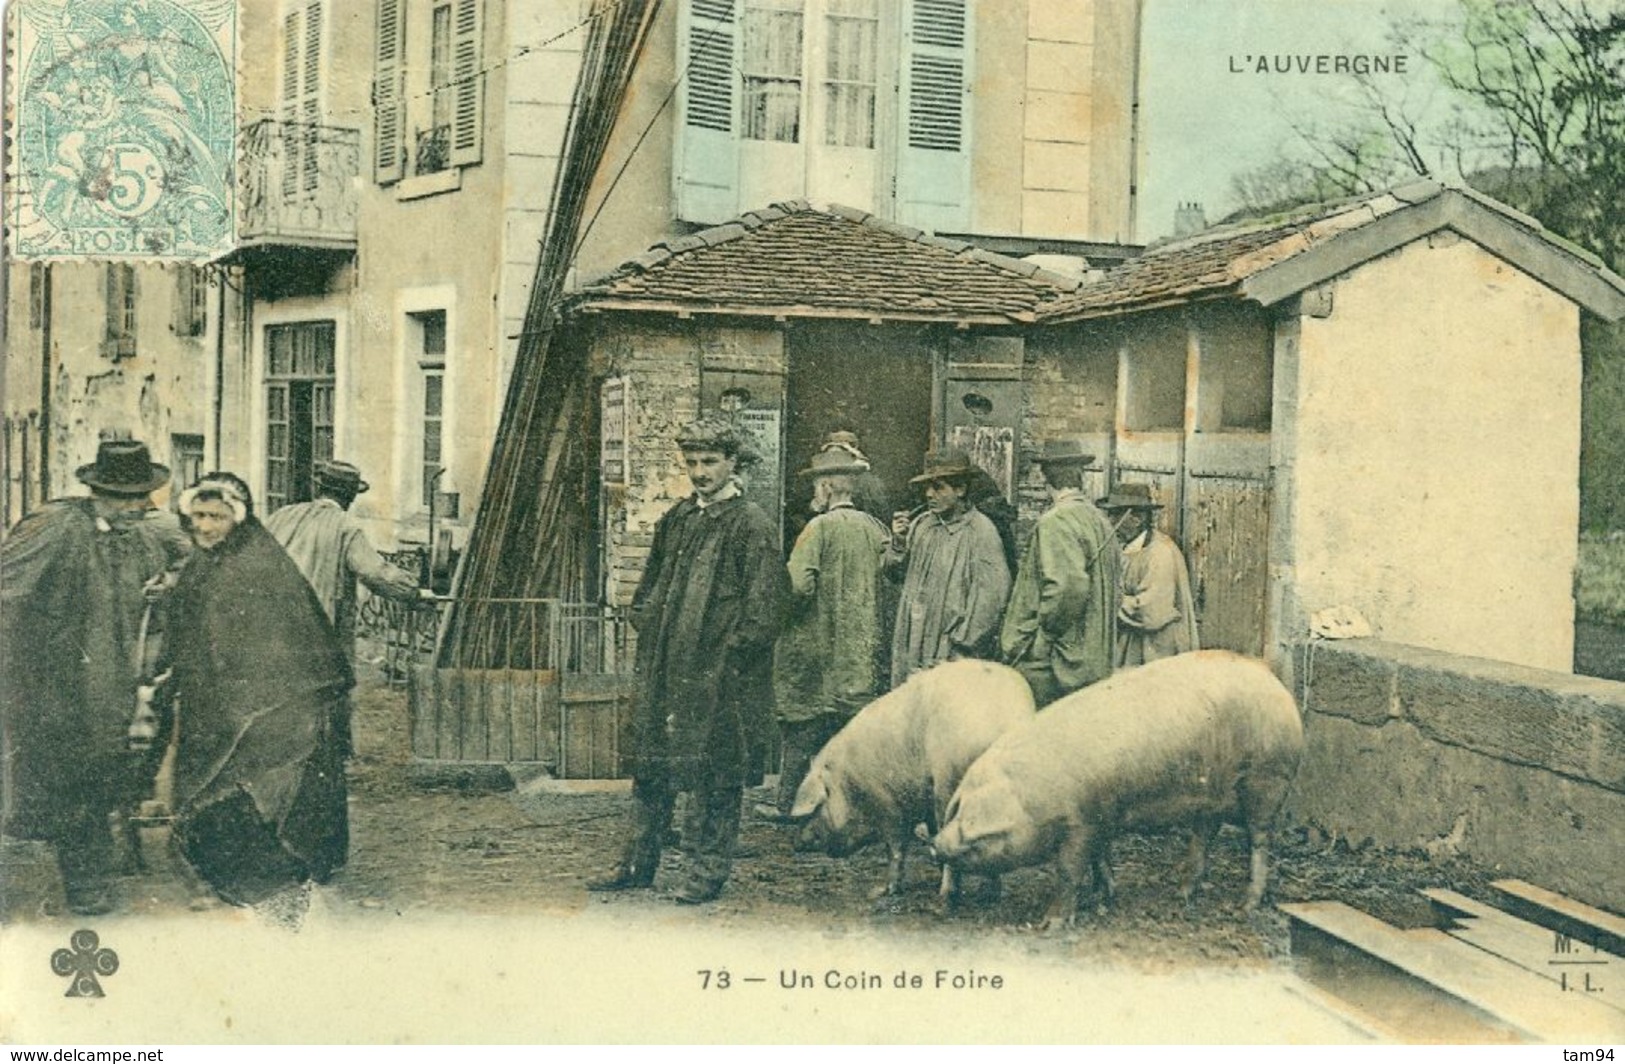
{"left": 591, "top": 417, "right": 1198, "bottom": 905}
{"left": 0, "top": 439, "right": 425, "bottom": 914}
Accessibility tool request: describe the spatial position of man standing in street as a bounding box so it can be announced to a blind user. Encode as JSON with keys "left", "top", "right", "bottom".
{"left": 999, "top": 440, "right": 1120, "bottom": 706}
{"left": 1100, "top": 482, "right": 1198, "bottom": 667}
{"left": 886, "top": 450, "right": 1011, "bottom": 688}
{"left": 1, "top": 439, "right": 177, "bottom": 915}
{"left": 589, "top": 417, "right": 784, "bottom": 904}
{"left": 264, "top": 459, "right": 428, "bottom": 661}
{"left": 762, "top": 446, "right": 889, "bottom": 821}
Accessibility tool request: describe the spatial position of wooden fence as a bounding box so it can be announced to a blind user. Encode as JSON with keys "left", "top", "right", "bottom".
{"left": 404, "top": 598, "right": 634, "bottom": 778}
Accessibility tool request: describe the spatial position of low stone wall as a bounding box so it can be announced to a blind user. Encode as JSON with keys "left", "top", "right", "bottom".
{"left": 1288, "top": 639, "right": 1624, "bottom": 911}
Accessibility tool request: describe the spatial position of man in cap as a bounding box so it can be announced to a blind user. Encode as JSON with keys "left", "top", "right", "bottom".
{"left": 999, "top": 440, "right": 1121, "bottom": 706}
{"left": 590, "top": 416, "right": 784, "bottom": 903}
{"left": 263, "top": 459, "right": 428, "bottom": 663}
{"left": 1, "top": 439, "right": 178, "bottom": 914}
{"left": 761, "top": 446, "right": 889, "bottom": 821}
{"left": 886, "top": 449, "right": 1011, "bottom": 688}
{"left": 1099, "top": 483, "right": 1198, "bottom": 667}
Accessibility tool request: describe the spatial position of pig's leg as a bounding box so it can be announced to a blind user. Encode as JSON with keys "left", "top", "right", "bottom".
{"left": 1244, "top": 825, "right": 1272, "bottom": 911}
{"left": 1038, "top": 827, "right": 1093, "bottom": 930}
{"left": 869, "top": 835, "right": 907, "bottom": 903}
{"left": 1088, "top": 834, "right": 1115, "bottom": 914}
{"left": 1180, "top": 818, "right": 1221, "bottom": 904}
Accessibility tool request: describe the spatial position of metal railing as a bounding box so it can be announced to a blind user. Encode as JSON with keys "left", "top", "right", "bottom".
{"left": 239, "top": 118, "right": 360, "bottom": 247}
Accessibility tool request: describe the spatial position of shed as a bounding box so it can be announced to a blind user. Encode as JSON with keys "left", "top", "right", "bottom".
{"left": 563, "top": 201, "right": 1086, "bottom": 608}
{"left": 1037, "top": 180, "right": 1625, "bottom": 672}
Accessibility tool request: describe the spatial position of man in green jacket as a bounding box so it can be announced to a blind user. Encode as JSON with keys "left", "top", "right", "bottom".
{"left": 999, "top": 440, "right": 1121, "bottom": 707}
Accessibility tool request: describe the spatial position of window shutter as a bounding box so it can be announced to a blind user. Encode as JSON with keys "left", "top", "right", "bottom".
{"left": 281, "top": 9, "right": 302, "bottom": 198}
{"left": 448, "top": 0, "right": 484, "bottom": 167}
{"left": 303, "top": 1, "right": 323, "bottom": 191}
{"left": 674, "top": 0, "right": 740, "bottom": 223}
{"left": 374, "top": 0, "right": 406, "bottom": 183}
{"left": 173, "top": 265, "right": 192, "bottom": 335}
{"left": 896, "top": 0, "right": 971, "bottom": 232}
{"left": 105, "top": 265, "right": 120, "bottom": 342}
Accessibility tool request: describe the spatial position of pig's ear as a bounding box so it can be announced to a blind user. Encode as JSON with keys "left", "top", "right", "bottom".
{"left": 789, "top": 768, "right": 827, "bottom": 819}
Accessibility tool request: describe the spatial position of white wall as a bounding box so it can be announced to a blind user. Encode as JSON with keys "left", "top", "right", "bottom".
{"left": 1284, "top": 234, "right": 1581, "bottom": 671}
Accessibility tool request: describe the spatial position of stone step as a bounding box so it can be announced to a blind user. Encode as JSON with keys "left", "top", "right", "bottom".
{"left": 1283, "top": 900, "right": 1625, "bottom": 1042}
{"left": 1489, "top": 878, "right": 1625, "bottom": 958}
{"left": 1424, "top": 888, "right": 1624, "bottom": 1013}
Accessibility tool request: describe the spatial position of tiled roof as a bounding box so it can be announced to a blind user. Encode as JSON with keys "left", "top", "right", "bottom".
{"left": 1040, "top": 187, "right": 1424, "bottom": 321}
{"left": 574, "top": 202, "right": 1082, "bottom": 322}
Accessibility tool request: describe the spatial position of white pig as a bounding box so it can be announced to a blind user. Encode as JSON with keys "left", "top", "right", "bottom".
{"left": 790, "top": 659, "right": 1036, "bottom": 904}
{"left": 931, "top": 650, "right": 1305, "bottom": 929}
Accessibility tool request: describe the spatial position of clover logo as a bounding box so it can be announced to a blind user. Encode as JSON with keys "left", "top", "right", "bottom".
{"left": 51, "top": 929, "right": 119, "bottom": 998}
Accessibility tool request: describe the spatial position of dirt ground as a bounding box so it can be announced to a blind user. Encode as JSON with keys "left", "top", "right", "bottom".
{"left": 2, "top": 665, "right": 1504, "bottom": 972}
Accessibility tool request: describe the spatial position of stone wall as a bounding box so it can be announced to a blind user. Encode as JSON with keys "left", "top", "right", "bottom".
{"left": 1289, "top": 638, "right": 1624, "bottom": 911}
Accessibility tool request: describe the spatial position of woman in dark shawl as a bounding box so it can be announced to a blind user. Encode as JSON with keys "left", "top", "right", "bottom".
{"left": 165, "top": 472, "right": 354, "bottom": 906}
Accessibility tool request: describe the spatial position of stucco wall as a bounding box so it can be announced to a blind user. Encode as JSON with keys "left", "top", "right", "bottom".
{"left": 1285, "top": 234, "right": 1582, "bottom": 671}
{"left": 1290, "top": 638, "right": 1624, "bottom": 911}
{"left": 2, "top": 262, "right": 213, "bottom": 508}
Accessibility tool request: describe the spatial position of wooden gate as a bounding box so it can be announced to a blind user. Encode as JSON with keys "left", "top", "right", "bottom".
{"left": 408, "top": 599, "right": 634, "bottom": 778}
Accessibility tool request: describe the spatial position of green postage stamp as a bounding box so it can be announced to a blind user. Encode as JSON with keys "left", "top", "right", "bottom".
{"left": 6, "top": 0, "right": 237, "bottom": 260}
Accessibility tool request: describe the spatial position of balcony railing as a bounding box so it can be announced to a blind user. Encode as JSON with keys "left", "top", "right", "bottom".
{"left": 238, "top": 118, "right": 359, "bottom": 249}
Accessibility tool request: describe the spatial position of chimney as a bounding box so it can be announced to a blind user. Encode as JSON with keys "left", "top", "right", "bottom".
{"left": 1174, "top": 201, "right": 1207, "bottom": 238}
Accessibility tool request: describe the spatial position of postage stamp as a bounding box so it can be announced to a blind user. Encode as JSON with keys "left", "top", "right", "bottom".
{"left": 6, "top": 0, "right": 236, "bottom": 261}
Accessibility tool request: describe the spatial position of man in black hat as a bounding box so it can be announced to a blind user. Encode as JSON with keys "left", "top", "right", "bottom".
{"left": 589, "top": 416, "right": 784, "bottom": 903}
{"left": 1, "top": 439, "right": 178, "bottom": 914}
{"left": 885, "top": 449, "right": 1011, "bottom": 688}
{"left": 263, "top": 459, "right": 427, "bottom": 663}
{"left": 999, "top": 440, "right": 1121, "bottom": 706}
{"left": 1098, "top": 482, "right": 1198, "bottom": 667}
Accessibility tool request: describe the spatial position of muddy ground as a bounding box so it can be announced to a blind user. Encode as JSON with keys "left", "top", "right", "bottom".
{"left": 2, "top": 666, "right": 1505, "bottom": 972}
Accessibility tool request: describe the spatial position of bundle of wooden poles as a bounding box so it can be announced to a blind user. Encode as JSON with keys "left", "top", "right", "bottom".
{"left": 441, "top": 0, "right": 661, "bottom": 669}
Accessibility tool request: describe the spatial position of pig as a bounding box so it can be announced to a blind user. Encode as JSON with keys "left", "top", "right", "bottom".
{"left": 931, "top": 650, "right": 1305, "bottom": 929}
{"left": 789, "top": 659, "right": 1036, "bottom": 905}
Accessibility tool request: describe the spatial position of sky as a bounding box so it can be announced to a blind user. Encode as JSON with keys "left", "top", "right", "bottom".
{"left": 1137, "top": 0, "right": 1447, "bottom": 241}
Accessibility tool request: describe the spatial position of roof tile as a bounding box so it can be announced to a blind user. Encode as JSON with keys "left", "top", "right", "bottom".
{"left": 578, "top": 204, "right": 1070, "bottom": 320}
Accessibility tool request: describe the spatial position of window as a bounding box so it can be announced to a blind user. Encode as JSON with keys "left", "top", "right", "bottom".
{"left": 675, "top": 0, "right": 971, "bottom": 228}
{"left": 174, "top": 266, "right": 208, "bottom": 337}
{"left": 742, "top": 0, "right": 803, "bottom": 143}
{"left": 414, "top": 310, "right": 447, "bottom": 508}
{"left": 264, "top": 321, "right": 336, "bottom": 512}
{"left": 102, "top": 265, "right": 137, "bottom": 361}
{"left": 823, "top": 0, "right": 876, "bottom": 147}
{"left": 377, "top": 0, "right": 483, "bottom": 185}
{"left": 415, "top": 1, "right": 454, "bottom": 174}
{"left": 170, "top": 434, "right": 205, "bottom": 499}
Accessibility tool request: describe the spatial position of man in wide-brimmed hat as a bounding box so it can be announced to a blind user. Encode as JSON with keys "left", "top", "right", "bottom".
{"left": 1098, "top": 482, "right": 1198, "bottom": 667}
{"left": 761, "top": 446, "right": 890, "bottom": 821}
{"left": 885, "top": 448, "right": 1011, "bottom": 688}
{"left": 264, "top": 459, "right": 427, "bottom": 665}
{"left": 999, "top": 440, "right": 1121, "bottom": 705}
{"left": 590, "top": 416, "right": 785, "bottom": 904}
{"left": 1, "top": 438, "right": 179, "bottom": 914}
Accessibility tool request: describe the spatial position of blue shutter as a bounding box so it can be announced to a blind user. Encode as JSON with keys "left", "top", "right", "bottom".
{"left": 896, "top": 0, "right": 970, "bottom": 232}
{"left": 675, "top": 0, "right": 740, "bottom": 223}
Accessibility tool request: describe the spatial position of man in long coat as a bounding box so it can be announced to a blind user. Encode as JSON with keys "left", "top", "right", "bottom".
{"left": 764, "top": 447, "right": 889, "bottom": 819}
{"left": 0, "top": 439, "right": 176, "bottom": 915}
{"left": 1101, "top": 483, "right": 1199, "bottom": 667}
{"left": 589, "top": 417, "right": 784, "bottom": 904}
{"left": 264, "top": 459, "right": 424, "bottom": 663}
{"left": 886, "top": 450, "right": 1012, "bottom": 688}
{"left": 1000, "top": 440, "right": 1121, "bottom": 706}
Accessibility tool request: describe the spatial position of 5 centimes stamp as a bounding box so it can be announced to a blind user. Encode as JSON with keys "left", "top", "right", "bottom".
{"left": 6, "top": 0, "right": 236, "bottom": 260}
